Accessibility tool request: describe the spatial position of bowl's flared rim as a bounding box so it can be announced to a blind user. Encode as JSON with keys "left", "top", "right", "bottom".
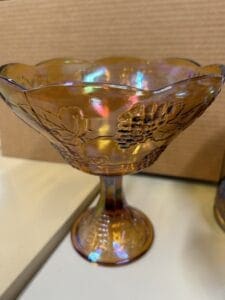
{"left": 0, "top": 57, "right": 224, "bottom": 95}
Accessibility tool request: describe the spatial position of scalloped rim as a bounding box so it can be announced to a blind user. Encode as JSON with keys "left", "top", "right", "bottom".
{"left": 0, "top": 57, "right": 224, "bottom": 94}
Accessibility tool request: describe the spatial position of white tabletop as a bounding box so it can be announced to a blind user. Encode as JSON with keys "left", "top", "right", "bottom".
{"left": 20, "top": 175, "right": 225, "bottom": 300}
{"left": 0, "top": 157, "right": 98, "bottom": 300}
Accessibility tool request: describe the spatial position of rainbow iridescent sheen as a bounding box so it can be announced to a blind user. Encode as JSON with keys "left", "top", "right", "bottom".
{"left": 0, "top": 57, "right": 224, "bottom": 265}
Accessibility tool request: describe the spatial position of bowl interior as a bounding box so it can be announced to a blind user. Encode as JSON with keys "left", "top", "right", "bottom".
{"left": 0, "top": 57, "right": 204, "bottom": 91}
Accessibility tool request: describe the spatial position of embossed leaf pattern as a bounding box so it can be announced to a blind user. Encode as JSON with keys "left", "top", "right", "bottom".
{"left": 29, "top": 105, "right": 89, "bottom": 150}
{"left": 116, "top": 76, "right": 220, "bottom": 149}
{"left": 12, "top": 100, "right": 90, "bottom": 157}
{"left": 0, "top": 58, "right": 223, "bottom": 176}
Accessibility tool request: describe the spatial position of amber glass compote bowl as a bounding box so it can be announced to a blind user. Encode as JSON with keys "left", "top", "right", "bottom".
{"left": 0, "top": 57, "right": 224, "bottom": 265}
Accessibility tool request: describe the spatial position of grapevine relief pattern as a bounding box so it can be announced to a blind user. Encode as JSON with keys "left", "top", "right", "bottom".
{"left": 115, "top": 95, "right": 215, "bottom": 150}
{"left": 11, "top": 100, "right": 111, "bottom": 170}
{"left": 6, "top": 79, "right": 217, "bottom": 173}
{"left": 9, "top": 98, "right": 90, "bottom": 165}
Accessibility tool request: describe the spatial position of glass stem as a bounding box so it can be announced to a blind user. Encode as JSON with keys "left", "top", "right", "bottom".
{"left": 98, "top": 176, "right": 127, "bottom": 210}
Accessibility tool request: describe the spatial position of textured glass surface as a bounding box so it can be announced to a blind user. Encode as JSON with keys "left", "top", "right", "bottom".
{"left": 214, "top": 179, "right": 225, "bottom": 232}
{"left": 0, "top": 57, "right": 224, "bottom": 265}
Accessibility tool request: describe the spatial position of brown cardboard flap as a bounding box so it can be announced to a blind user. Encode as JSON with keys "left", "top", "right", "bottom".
{"left": 0, "top": 0, "right": 225, "bottom": 181}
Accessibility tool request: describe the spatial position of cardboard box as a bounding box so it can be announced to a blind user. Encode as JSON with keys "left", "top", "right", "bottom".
{"left": 0, "top": 0, "right": 225, "bottom": 181}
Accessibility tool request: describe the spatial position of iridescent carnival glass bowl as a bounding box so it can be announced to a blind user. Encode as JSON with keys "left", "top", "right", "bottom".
{"left": 0, "top": 57, "right": 224, "bottom": 265}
